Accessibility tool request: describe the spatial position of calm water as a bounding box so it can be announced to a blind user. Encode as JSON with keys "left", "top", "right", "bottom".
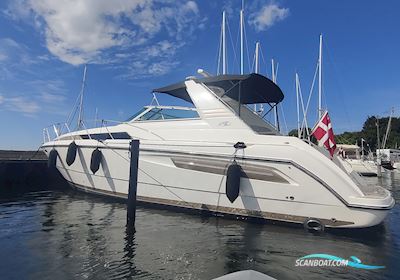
{"left": 0, "top": 174, "right": 399, "bottom": 280}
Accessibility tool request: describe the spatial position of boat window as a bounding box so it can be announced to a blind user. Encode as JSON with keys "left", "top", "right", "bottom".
{"left": 80, "top": 132, "right": 131, "bottom": 140}
{"left": 204, "top": 85, "right": 279, "bottom": 135}
{"left": 126, "top": 108, "right": 147, "bottom": 121}
{"left": 218, "top": 95, "right": 279, "bottom": 135}
{"left": 136, "top": 108, "right": 199, "bottom": 121}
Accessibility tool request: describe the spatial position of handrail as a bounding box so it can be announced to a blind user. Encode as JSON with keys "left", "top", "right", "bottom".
{"left": 42, "top": 117, "right": 166, "bottom": 143}
{"left": 42, "top": 121, "right": 83, "bottom": 142}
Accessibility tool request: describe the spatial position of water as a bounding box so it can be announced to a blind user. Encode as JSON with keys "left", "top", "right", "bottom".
{"left": 0, "top": 175, "right": 399, "bottom": 280}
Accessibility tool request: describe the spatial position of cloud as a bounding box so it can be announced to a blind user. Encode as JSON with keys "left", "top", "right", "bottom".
{"left": 0, "top": 53, "right": 8, "bottom": 62}
{"left": 4, "top": 0, "right": 32, "bottom": 21}
{"left": 39, "top": 92, "right": 66, "bottom": 103}
{"left": 0, "top": 38, "right": 28, "bottom": 79}
{"left": 27, "top": 79, "right": 67, "bottom": 102}
{"left": 249, "top": 3, "right": 289, "bottom": 31}
{"left": 0, "top": 78, "right": 68, "bottom": 117}
{"left": 9, "top": 97, "right": 40, "bottom": 114}
{"left": 0, "top": 96, "right": 40, "bottom": 114}
{"left": 0, "top": 37, "right": 45, "bottom": 81}
{"left": 0, "top": 38, "right": 24, "bottom": 61}
{"left": 8, "top": 0, "right": 201, "bottom": 68}
{"left": 114, "top": 40, "right": 183, "bottom": 79}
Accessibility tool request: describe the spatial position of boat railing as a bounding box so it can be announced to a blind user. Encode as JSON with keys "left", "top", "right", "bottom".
{"left": 42, "top": 119, "right": 151, "bottom": 143}
{"left": 42, "top": 120, "right": 100, "bottom": 142}
{"left": 43, "top": 122, "right": 71, "bottom": 143}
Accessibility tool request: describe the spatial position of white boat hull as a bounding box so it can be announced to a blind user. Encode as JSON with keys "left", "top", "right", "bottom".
{"left": 43, "top": 142, "right": 391, "bottom": 229}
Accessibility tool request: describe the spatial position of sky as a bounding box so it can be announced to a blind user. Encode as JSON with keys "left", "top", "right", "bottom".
{"left": 0, "top": 0, "right": 399, "bottom": 150}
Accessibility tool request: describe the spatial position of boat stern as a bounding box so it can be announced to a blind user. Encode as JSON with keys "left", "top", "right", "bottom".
{"left": 345, "top": 186, "right": 395, "bottom": 228}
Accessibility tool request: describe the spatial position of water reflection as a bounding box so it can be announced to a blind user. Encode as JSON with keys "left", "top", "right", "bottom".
{"left": 0, "top": 173, "right": 399, "bottom": 280}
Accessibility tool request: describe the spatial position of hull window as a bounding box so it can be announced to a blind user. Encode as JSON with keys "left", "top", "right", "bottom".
{"left": 80, "top": 132, "right": 132, "bottom": 140}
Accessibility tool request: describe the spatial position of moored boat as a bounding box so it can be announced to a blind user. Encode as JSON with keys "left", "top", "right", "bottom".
{"left": 41, "top": 73, "right": 394, "bottom": 229}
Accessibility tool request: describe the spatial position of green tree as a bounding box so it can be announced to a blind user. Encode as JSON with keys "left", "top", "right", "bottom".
{"left": 335, "top": 116, "right": 400, "bottom": 151}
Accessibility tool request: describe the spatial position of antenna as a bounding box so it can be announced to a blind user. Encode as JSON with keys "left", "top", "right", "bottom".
{"left": 254, "top": 42, "right": 260, "bottom": 73}
{"left": 77, "top": 64, "right": 87, "bottom": 129}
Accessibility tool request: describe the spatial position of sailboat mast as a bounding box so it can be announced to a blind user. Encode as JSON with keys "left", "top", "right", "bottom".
{"left": 94, "top": 107, "right": 98, "bottom": 127}
{"left": 77, "top": 64, "right": 87, "bottom": 129}
{"left": 222, "top": 10, "right": 227, "bottom": 75}
{"left": 272, "top": 59, "right": 278, "bottom": 128}
{"left": 382, "top": 107, "right": 394, "bottom": 149}
{"left": 361, "top": 139, "right": 364, "bottom": 159}
{"left": 240, "top": 2, "right": 244, "bottom": 75}
{"left": 254, "top": 42, "right": 260, "bottom": 112}
{"left": 318, "top": 34, "right": 323, "bottom": 119}
{"left": 296, "top": 72, "right": 300, "bottom": 138}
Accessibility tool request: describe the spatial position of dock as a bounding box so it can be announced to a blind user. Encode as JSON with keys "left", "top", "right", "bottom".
{"left": 0, "top": 150, "right": 47, "bottom": 161}
{"left": 0, "top": 150, "right": 68, "bottom": 192}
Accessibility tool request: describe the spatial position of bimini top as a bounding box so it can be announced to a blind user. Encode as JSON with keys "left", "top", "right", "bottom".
{"left": 153, "top": 73, "right": 284, "bottom": 104}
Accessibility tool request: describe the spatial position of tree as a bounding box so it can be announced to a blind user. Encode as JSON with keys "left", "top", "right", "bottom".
{"left": 335, "top": 116, "right": 400, "bottom": 151}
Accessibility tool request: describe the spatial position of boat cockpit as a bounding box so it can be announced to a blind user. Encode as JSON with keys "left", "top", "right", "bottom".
{"left": 149, "top": 74, "right": 284, "bottom": 135}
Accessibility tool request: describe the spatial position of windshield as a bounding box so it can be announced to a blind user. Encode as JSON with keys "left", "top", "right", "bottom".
{"left": 132, "top": 107, "right": 199, "bottom": 121}
{"left": 206, "top": 86, "right": 279, "bottom": 135}
{"left": 126, "top": 108, "right": 147, "bottom": 121}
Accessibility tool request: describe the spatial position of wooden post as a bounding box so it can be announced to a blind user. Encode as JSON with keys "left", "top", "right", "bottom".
{"left": 127, "top": 140, "right": 140, "bottom": 230}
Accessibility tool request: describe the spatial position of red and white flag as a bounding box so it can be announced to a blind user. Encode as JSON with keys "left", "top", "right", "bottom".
{"left": 311, "top": 111, "right": 337, "bottom": 157}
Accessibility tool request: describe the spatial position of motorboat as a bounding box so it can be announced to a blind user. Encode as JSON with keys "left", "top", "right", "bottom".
{"left": 41, "top": 73, "right": 394, "bottom": 229}
{"left": 377, "top": 149, "right": 400, "bottom": 171}
{"left": 336, "top": 144, "right": 378, "bottom": 176}
{"left": 343, "top": 159, "right": 379, "bottom": 177}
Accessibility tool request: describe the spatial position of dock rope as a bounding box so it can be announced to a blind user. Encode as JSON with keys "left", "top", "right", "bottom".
{"left": 97, "top": 140, "right": 189, "bottom": 204}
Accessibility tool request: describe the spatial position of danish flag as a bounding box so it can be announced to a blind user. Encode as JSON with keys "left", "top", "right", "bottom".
{"left": 311, "top": 111, "right": 337, "bottom": 157}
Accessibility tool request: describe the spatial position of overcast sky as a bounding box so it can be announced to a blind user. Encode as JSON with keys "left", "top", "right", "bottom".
{"left": 0, "top": 0, "right": 399, "bottom": 149}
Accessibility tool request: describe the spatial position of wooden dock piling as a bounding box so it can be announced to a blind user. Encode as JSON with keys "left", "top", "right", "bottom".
{"left": 127, "top": 140, "right": 140, "bottom": 230}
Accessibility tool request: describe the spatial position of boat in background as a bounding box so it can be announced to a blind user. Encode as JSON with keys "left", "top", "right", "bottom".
{"left": 375, "top": 109, "right": 400, "bottom": 171}
{"left": 377, "top": 149, "right": 400, "bottom": 171}
{"left": 337, "top": 144, "right": 378, "bottom": 176}
{"left": 41, "top": 72, "right": 394, "bottom": 229}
